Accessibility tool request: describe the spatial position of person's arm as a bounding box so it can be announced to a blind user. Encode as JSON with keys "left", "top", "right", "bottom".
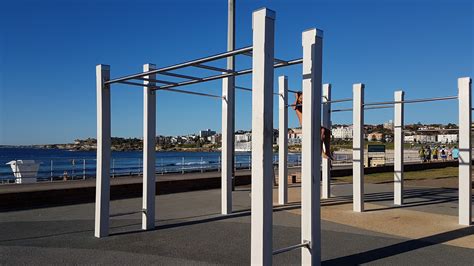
{"left": 292, "top": 92, "right": 299, "bottom": 110}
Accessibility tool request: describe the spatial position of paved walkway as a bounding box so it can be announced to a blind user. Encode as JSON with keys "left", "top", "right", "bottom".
{"left": 0, "top": 179, "right": 472, "bottom": 265}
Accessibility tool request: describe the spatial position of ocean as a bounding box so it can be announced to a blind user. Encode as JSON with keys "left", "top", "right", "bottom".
{"left": 0, "top": 148, "right": 302, "bottom": 183}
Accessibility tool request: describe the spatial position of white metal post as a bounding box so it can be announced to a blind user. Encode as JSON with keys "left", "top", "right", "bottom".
{"left": 143, "top": 63, "right": 156, "bottom": 230}
{"left": 251, "top": 8, "right": 275, "bottom": 265}
{"left": 458, "top": 77, "right": 472, "bottom": 226}
{"left": 222, "top": 76, "right": 234, "bottom": 214}
{"left": 229, "top": 1, "right": 236, "bottom": 188}
{"left": 353, "top": 83, "right": 364, "bottom": 212}
{"left": 322, "top": 83, "right": 331, "bottom": 199}
{"left": 95, "top": 64, "right": 111, "bottom": 238}
{"left": 394, "top": 90, "right": 404, "bottom": 206}
{"left": 301, "top": 28, "right": 323, "bottom": 266}
{"left": 278, "top": 75, "right": 288, "bottom": 205}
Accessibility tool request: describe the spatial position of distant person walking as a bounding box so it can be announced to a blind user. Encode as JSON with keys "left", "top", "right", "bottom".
{"left": 440, "top": 146, "right": 448, "bottom": 161}
{"left": 425, "top": 146, "right": 432, "bottom": 162}
{"left": 432, "top": 146, "right": 438, "bottom": 160}
{"left": 452, "top": 146, "right": 459, "bottom": 160}
{"left": 448, "top": 147, "right": 453, "bottom": 160}
{"left": 419, "top": 147, "right": 425, "bottom": 162}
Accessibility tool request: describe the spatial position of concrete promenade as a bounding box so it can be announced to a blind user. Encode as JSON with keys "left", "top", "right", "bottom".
{"left": 0, "top": 160, "right": 461, "bottom": 212}
{"left": 0, "top": 178, "right": 472, "bottom": 265}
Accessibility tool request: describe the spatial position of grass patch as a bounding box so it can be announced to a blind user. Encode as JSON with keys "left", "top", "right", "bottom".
{"left": 333, "top": 167, "right": 459, "bottom": 184}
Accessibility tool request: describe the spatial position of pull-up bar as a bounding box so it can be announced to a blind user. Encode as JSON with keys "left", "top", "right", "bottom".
{"left": 273, "top": 241, "right": 311, "bottom": 256}
{"left": 364, "top": 95, "right": 458, "bottom": 106}
{"left": 118, "top": 80, "right": 223, "bottom": 99}
{"left": 159, "top": 71, "right": 203, "bottom": 81}
{"left": 323, "top": 98, "right": 352, "bottom": 104}
{"left": 236, "top": 86, "right": 281, "bottom": 96}
{"left": 331, "top": 104, "right": 394, "bottom": 113}
{"left": 193, "top": 63, "right": 235, "bottom": 73}
{"left": 149, "top": 58, "right": 303, "bottom": 91}
{"left": 106, "top": 46, "right": 253, "bottom": 85}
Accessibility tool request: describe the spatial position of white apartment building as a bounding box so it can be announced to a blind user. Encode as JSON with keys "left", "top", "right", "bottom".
{"left": 235, "top": 132, "right": 252, "bottom": 142}
{"left": 437, "top": 134, "right": 458, "bottom": 144}
{"left": 405, "top": 134, "right": 437, "bottom": 143}
{"left": 199, "top": 129, "right": 216, "bottom": 138}
{"left": 332, "top": 126, "right": 353, "bottom": 139}
{"left": 287, "top": 128, "right": 302, "bottom": 141}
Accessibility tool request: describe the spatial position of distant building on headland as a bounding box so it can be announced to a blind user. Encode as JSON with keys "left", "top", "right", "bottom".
{"left": 235, "top": 132, "right": 252, "bottom": 142}
{"left": 332, "top": 126, "right": 353, "bottom": 140}
{"left": 404, "top": 134, "right": 437, "bottom": 144}
{"left": 437, "top": 134, "right": 458, "bottom": 144}
{"left": 199, "top": 129, "right": 216, "bottom": 138}
{"left": 383, "top": 120, "right": 394, "bottom": 130}
{"left": 367, "top": 132, "right": 384, "bottom": 141}
{"left": 288, "top": 128, "right": 302, "bottom": 145}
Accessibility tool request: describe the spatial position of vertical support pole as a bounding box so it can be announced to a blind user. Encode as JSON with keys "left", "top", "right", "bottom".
{"left": 251, "top": 8, "right": 275, "bottom": 265}
{"left": 222, "top": 77, "right": 234, "bottom": 214}
{"left": 301, "top": 28, "right": 323, "bottom": 266}
{"left": 228, "top": 0, "right": 236, "bottom": 193}
{"left": 353, "top": 83, "right": 365, "bottom": 212}
{"left": 221, "top": 0, "right": 235, "bottom": 215}
{"left": 321, "top": 83, "right": 331, "bottom": 199}
{"left": 278, "top": 76, "right": 288, "bottom": 205}
{"left": 95, "top": 64, "right": 111, "bottom": 238}
{"left": 458, "top": 77, "right": 472, "bottom": 226}
{"left": 394, "top": 90, "right": 404, "bottom": 205}
{"left": 142, "top": 63, "right": 156, "bottom": 230}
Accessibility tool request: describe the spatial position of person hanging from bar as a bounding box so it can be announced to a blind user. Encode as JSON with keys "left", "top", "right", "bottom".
{"left": 292, "top": 91, "right": 333, "bottom": 160}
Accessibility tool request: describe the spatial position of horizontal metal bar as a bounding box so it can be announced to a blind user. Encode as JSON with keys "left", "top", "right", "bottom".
{"left": 117, "top": 81, "right": 223, "bottom": 99}
{"left": 273, "top": 241, "right": 310, "bottom": 255}
{"left": 159, "top": 71, "right": 202, "bottom": 81}
{"left": 135, "top": 77, "right": 177, "bottom": 85}
{"left": 110, "top": 210, "right": 145, "bottom": 217}
{"left": 158, "top": 87, "right": 223, "bottom": 99}
{"left": 331, "top": 107, "right": 353, "bottom": 113}
{"left": 403, "top": 95, "right": 458, "bottom": 104}
{"left": 365, "top": 105, "right": 394, "bottom": 110}
{"left": 287, "top": 103, "right": 301, "bottom": 108}
{"left": 323, "top": 98, "right": 352, "bottom": 104}
{"left": 118, "top": 80, "right": 155, "bottom": 87}
{"left": 236, "top": 86, "right": 281, "bottom": 95}
{"left": 193, "top": 63, "right": 234, "bottom": 73}
{"left": 243, "top": 51, "right": 288, "bottom": 64}
{"left": 106, "top": 46, "right": 253, "bottom": 84}
{"left": 364, "top": 95, "right": 458, "bottom": 106}
{"left": 287, "top": 89, "right": 300, "bottom": 93}
{"left": 153, "top": 58, "right": 303, "bottom": 91}
{"left": 235, "top": 86, "right": 252, "bottom": 92}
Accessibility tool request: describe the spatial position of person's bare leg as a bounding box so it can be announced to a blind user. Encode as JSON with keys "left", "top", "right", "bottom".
{"left": 295, "top": 109, "right": 302, "bottom": 126}
{"left": 321, "top": 127, "right": 332, "bottom": 160}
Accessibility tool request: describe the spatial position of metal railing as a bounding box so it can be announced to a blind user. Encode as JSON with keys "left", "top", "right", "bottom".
{"left": 0, "top": 150, "right": 468, "bottom": 185}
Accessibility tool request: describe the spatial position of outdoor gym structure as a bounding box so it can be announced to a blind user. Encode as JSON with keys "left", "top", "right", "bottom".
{"left": 94, "top": 4, "right": 473, "bottom": 266}
{"left": 95, "top": 7, "right": 324, "bottom": 265}
{"left": 318, "top": 80, "right": 472, "bottom": 225}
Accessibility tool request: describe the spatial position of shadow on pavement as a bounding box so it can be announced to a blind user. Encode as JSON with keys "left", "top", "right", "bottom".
{"left": 322, "top": 226, "right": 474, "bottom": 265}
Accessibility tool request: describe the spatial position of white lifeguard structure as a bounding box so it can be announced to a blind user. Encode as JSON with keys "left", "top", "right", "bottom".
{"left": 6, "top": 160, "right": 41, "bottom": 184}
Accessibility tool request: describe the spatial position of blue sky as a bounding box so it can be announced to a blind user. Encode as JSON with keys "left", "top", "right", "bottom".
{"left": 0, "top": 0, "right": 472, "bottom": 145}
